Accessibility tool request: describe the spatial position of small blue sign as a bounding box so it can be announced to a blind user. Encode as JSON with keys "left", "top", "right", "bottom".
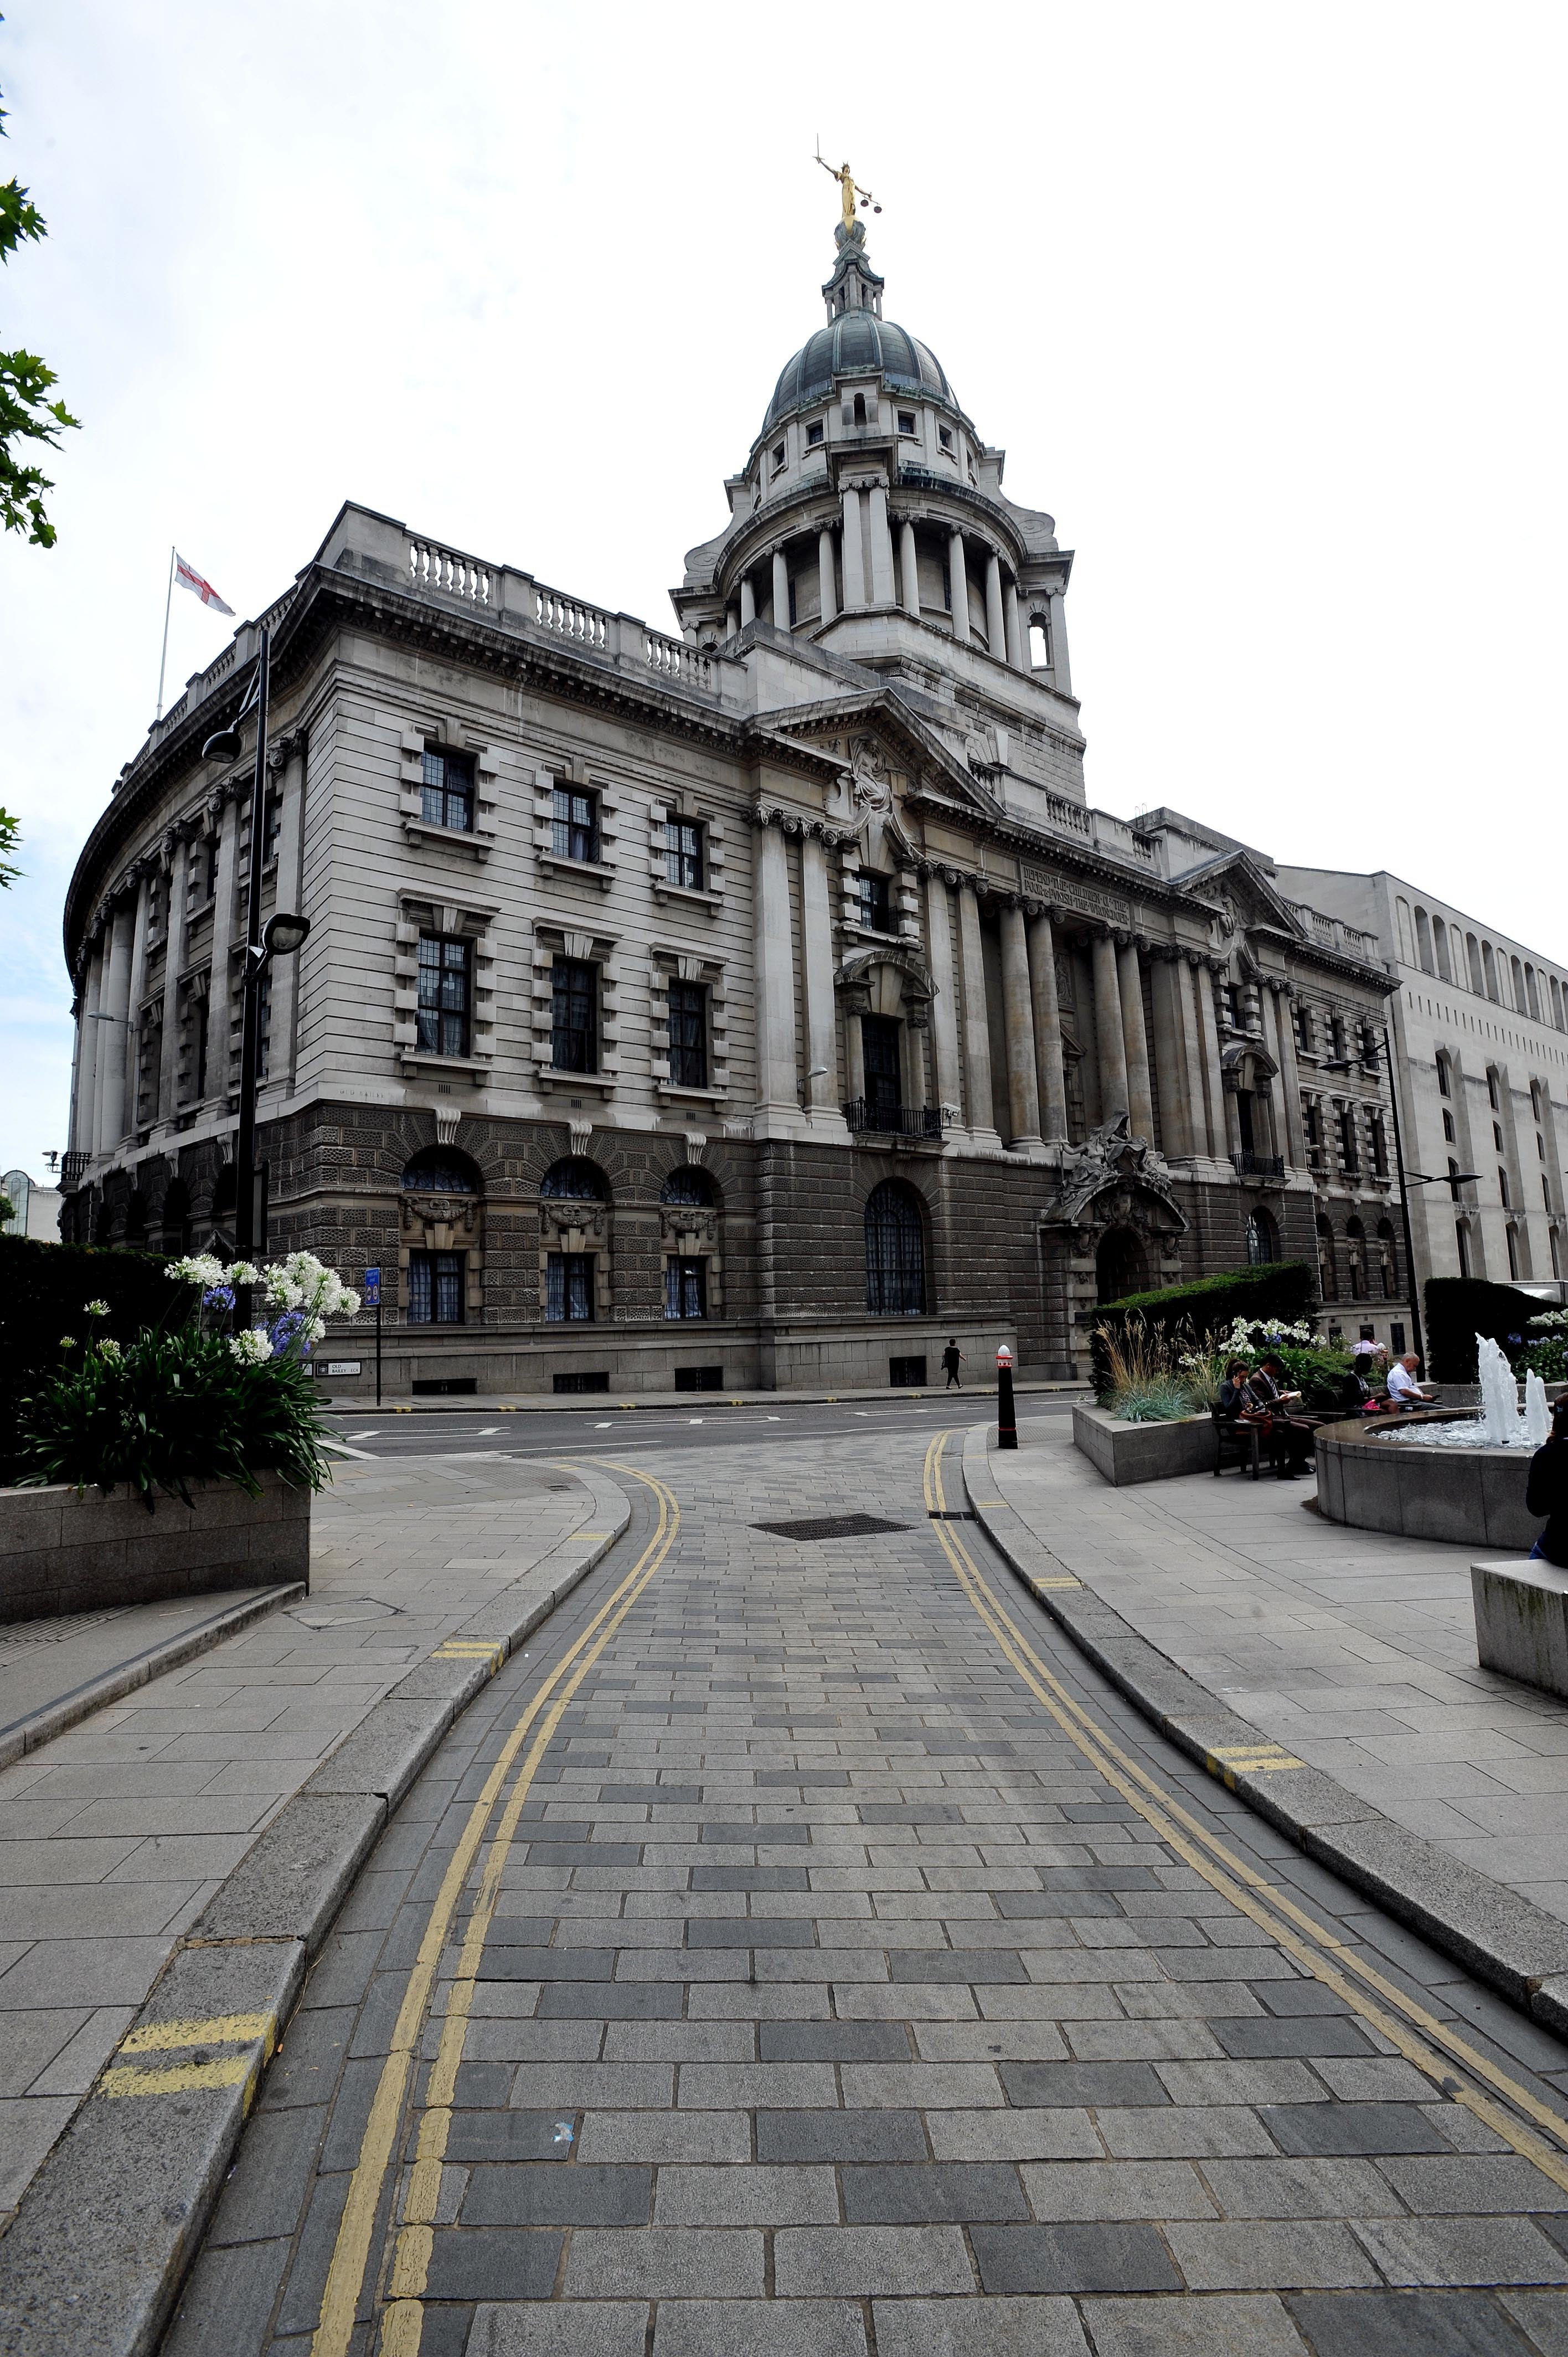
{"left": 363, "top": 1268, "right": 381, "bottom": 1306}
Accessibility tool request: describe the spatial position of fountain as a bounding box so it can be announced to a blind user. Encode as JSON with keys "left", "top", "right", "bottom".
{"left": 1394, "top": 1335, "right": 1545, "bottom": 1452}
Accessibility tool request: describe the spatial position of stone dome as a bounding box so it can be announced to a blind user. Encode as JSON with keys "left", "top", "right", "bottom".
{"left": 763, "top": 311, "right": 954, "bottom": 434}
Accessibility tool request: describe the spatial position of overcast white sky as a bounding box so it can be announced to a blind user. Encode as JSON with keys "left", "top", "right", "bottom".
{"left": 3, "top": 1, "right": 1565, "bottom": 1179}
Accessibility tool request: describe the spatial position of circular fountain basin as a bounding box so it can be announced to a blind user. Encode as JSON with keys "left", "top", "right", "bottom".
{"left": 1314, "top": 1412, "right": 1544, "bottom": 1550}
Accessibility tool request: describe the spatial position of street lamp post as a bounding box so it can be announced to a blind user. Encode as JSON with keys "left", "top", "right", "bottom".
{"left": 200, "top": 625, "right": 310, "bottom": 1328}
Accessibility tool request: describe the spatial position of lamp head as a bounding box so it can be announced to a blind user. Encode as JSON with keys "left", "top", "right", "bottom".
{"left": 263, "top": 912, "right": 311, "bottom": 959}
{"left": 201, "top": 725, "right": 243, "bottom": 762}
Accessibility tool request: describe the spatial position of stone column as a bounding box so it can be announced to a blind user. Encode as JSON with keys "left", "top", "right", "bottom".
{"left": 999, "top": 903, "right": 1043, "bottom": 1149}
{"left": 1148, "top": 956, "right": 1192, "bottom": 1159}
{"left": 866, "top": 483, "right": 896, "bottom": 605}
{"left": 159, "top": 837, "right": 189, "bottom": 1123}
{"left": 956, "top": 881, "right": 1000, "bottom": 1145}
{"left": 1195, "top": 963, "right": 1231, "bottom": 1160}
{"left": 1004, "top": 581, "right": 1025, "bottom": 671}
{"left": 265, "top": 742, "right": 307, "bottom": 1097}
{"left": 1178, "top": 958, "right": 1215, "bottom": 1155}
{"left": 1272, "top": 985, "right": 1305, "bottom": 1166}
{"left": 739, "top": 575, "right": 756, "bottom": 628}
{"left": 75, "top": 945, "right": 102, "bottom": 1156}
{"left": 97, "top": 900, "right": 136, "bottom": 1150}
{"left": 771, "top": 548, "right": 790, "bottom": 630}
{"left": 1092, "top": 932, "right": 1128, "bottom": 1119}
{"left": 122, "top": 872, "right": 152, "bottom": 1138}
{"left": 204, "top": 799, "right": 239, "bottom": 1105}
{"left": 1117, "top": 939, "right": 1155, "bottom": 1142}
{"left": 800, "top": 831, "right": 845, "bottom": 1133}
{"left": 752, "top": 818, "right": 798, "bottom": 1122}
{"left": 1027, "top": 911, "right": 1069, "bottom": 1143}
{"left": 844, "top": 1001, "right": 866, "bottom": 1102}
{"left": 905, "top": 1013, "right": 929, "bottom": 1111}
{"left": 1047, "top": 586, "right": 1072, "bottom": 696}
{"left": 948, "top": 529, "right": 971, "bottom": 644}
{"left": 899, "top": 519, "right": 919, "bottom": 616}
{"left": 925, "top": 873, "right": 963, "bottom": 1121}
{"left": 725, "top": 604, "right": 741, "bottom": 637}
{"left": 65, "top": 977, "right": 86, "bottom": 1162}
{"left": 817, "top": 528, "right": 837, "bottom": 625}
{"left": 984, "top": 552, "right": 1007, "bottom": 660}
{"left": 841, "top": 488, "right": 866, "bottom": 610}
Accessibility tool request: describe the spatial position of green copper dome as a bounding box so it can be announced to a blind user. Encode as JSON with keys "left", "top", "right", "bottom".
{"left": 764, "top": 311, "right": 953, "bottom": 434}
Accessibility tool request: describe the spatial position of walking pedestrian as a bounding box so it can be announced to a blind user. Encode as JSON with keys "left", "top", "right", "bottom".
{"left": 941, "top": 1339, "right": 964, "bottom": 1390}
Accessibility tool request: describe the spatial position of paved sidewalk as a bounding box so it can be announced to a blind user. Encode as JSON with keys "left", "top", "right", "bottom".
{"left": 0, "top": 1451, "right": 623, "bottom": 2222}
{"left": 972, "top": 1413, "right": 1568, "bottom": 1926}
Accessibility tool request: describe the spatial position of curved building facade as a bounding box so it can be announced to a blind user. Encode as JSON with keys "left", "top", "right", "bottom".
{"left": 57, "top": 217, "right": 1411, "bottom": 1392}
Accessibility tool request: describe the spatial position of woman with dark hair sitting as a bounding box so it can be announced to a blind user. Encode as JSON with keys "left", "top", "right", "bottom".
{"left": 1527, "top": 1398, "right": 1568, "bottom": 1569}
{"left": 1245, "top": 1357, "right": 1317, "bottom": 1479}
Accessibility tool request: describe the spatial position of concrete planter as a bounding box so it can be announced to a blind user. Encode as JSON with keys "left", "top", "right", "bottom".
{"left": 1473, "top": 1557, "right": 1568, "bottom": 1697}
{"left": 1314, "top": 1415, "right": 1543, "bottom": 1552}
{"left": 0, "top": 1470, "right": 311, "bottom": 1623}
{"left": 1073, "top": 1402, "right": 1216, "bottom": 1486}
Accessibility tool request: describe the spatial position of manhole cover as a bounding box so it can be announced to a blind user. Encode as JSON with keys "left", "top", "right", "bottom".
{"left": 750, "top": 1514, "right": 911, "bottom": 1542}
{"left": 287, "top": 1597, "right": 402, "bottom": 1628}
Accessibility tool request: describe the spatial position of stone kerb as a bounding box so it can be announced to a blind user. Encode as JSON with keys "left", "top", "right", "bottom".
{"left": 1314, "top": 1413, "right": 1543, "bottom": 1553}
{"left": 0, "top": 1471, "right": 311, "bottom": 1622}
{"left": 1473, "top": 1556, "right": 1568, "bottom": 1700}
{"left": 1071, "top": 1399, "right": 1215, "bottom": 1486}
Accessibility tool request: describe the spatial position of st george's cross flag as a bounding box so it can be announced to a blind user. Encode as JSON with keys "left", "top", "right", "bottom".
{"left": 173, "top": 553, "right": 234, "bottom": 615}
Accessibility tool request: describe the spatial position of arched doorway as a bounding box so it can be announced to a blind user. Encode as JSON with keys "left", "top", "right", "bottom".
{"left": 1095, "top": 1226, "right": 1147, "bottom": 1305}
{"left": 1246, "top": 1208, "right": 1278, "bottom": 1266}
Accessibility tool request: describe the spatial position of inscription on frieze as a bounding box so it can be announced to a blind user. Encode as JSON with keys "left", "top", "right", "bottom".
{"left": 1018, "top": 860, "right": 1131, "bottom": 929}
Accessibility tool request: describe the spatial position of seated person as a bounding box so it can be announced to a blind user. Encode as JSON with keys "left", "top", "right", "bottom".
{"left": 1251, "top": 1354, "right": 1332, "bottom": 1432}
{"left": 1218, "top": 1360, "right": 1255, "bottom": 1421}
{"left": 1244, "top": 1360, "right": 1316, "bottom": 1477}
{"left": 1385, "top": 1353, "right": 1431, "bottom": 1410}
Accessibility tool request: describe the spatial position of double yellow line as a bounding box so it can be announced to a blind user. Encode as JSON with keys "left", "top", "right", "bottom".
{"left": 310, "top": 1464, "right": 680, "bottom": 2357}
{"left": 924, "top": 1430, "right": 1568, "bottom": 2194}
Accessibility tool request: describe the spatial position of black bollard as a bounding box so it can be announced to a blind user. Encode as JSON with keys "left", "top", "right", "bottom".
{"left": 996, "top": 1343, "right": 1018, "bottom": 1450}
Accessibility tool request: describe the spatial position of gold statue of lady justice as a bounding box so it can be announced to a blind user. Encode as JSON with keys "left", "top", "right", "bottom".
{"left": 815, "top": 146, "right": 880, "bottom": 230}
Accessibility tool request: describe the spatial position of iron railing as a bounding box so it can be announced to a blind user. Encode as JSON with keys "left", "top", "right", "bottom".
{"left": 843, "top": 1100, "right": 943, "bottom": 1140}
{"left": 1232, "top": 1150, "right": 1286, "bottom": 1179}
{"left": 59, "top": 1151, "right": 90, "bottom": 1187}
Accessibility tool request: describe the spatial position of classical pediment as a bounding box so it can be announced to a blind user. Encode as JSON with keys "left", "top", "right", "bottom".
{"left": 753, "top": 683, "right": 1005, "bottom": 832}
{"left": 1041, "top": 1114, "right": 1190, "bottom": 1234}
{"left": 1177, "top": 850, "right": 1309, "bottom": 947}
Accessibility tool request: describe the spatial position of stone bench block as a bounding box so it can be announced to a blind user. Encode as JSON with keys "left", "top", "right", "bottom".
{"left": 0, "top": 1471, "right": 311, "bottom": 1621}
{"left": 1473, "top": 1557, "right": 1568, "bottom": 1699}
{"left": 1071, "top": 1403, "right": 1216, "bottom": 1486}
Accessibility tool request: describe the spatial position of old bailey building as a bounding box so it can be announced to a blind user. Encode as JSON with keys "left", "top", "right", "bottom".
{"left": 58, "top": 197, "right": 1414, "bottom": 1394}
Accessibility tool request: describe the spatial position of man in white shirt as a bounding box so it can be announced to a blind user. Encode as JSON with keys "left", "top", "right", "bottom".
{"left": 1386, "top": 1355, "right": 1429, "bottom": 1409}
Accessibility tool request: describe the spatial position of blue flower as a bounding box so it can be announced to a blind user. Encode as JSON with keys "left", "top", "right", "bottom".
{"left": 203, "top": 1285, "right": 236, "bottom": 1310}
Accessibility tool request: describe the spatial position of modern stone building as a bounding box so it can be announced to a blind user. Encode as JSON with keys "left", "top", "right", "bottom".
{"left": 1275, "top": 864, "right": 1568, "bottom": 1306}
{"left": 59, "top": 211, "right": 1410, "bottom": 1392}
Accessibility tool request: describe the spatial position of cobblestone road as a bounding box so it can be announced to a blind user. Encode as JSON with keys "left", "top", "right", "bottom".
{"left": 164, "top": 1428, "right": 1568, "bottom": 2356}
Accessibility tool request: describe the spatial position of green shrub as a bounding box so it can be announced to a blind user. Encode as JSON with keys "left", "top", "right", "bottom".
{"left": 0, "top": 1235, "right": 195, "bottom": 1485}
{"left": 14, "top": 1322, "right": 334, "bottom": 1509}
{"left": 1266, "top": 1343, "right": 1360, "bottom": 1410}
{"left": 1090, "top": 1262, "right": 1317, "bottom": 1396}
{"left": 1423, "top": 1277, "right": 1544, "bottom": 1383}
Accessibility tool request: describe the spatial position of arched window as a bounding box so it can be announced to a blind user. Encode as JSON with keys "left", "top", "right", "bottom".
{"left": 1554, "top": 977, "right": 1565, "bottom": 1031}
{"left": 1415, "top": 908, "right": 1433, "bottom": 974}
{"left": 1483, "top": 941, "right": 1500, "bottom": 1002}
{"left": 1531, "top": 1080, "right": 1545, "bottom": 1124}
{"left": 1512, "top": 956, "right": 1526, "bottom": 1013}
{"left": 1467, "top": 934, "right": 1483, "bottom": 994}
{"left": 1436, "top": 1051, "right": 1451, "bottom": 1099}
{"left": 1434, "top": 922, "right": 1452, "bottom": 984}
{"left": 1376, "top": 1218, "right": 1397, "bottom": 1298}
{"left": 1246, "top": 1208, "right": 1278, "bottom": 1266}
{"left": 1347, "top": 1217, "right": 1367, "bottom": 1300}
{"left": 402, "top": 1146, "right": 481, "bottom": 1193}
{"left": 1448, "top": 1157, "right": 1463, "bottom": 1201}
{"left": 1527, "top": 966, "right": 1543, "bottom": 1022}
{"left": 852, "top": 392, "right": 868, "bottom": 425}
{"left": 1317, "top": 1214, "right": 1337, "bottom": 1300}
{"left": 1554, "top": 1229, "right": 1562, "bottom": 1280}
{"left": 864, "top": 1180, "right": 927, "bottom": 1316}
{"left": 1487, "top": 1067, "right": 1500, "bottom": 1111}
{"left": 539, "top": 1158, "right": 609, "bottom": 1201}
{"left": 1395, "top": 898, "right": 1415, "bottom": 964}
{"left": 661, "top": 1166, "right": 717, "bottom": 1207}
{"left": 1507, "top": 1224, "right": 1521, "bottom": 1280}
{"left": 1457, "top": 1219, "right": 1473, "bottom": 1278}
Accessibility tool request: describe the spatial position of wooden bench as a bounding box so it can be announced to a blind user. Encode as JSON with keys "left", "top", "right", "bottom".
{"left": 1211, "top": 1409, "right": 1262, "bottom": 1479}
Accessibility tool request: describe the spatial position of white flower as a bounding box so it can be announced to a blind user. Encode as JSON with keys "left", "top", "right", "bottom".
{"left": 228, "top": 1260, "right": 260, "bottom": 1286}
{"left": 227, "top": 1328, "right": 274, "bottom": 1365}
{"left": 97, "top": 1337, "right": 122, "bottom": 1363}
{"left": 166, "top": 1252, "right": 226, "bottom": 1288}
{"left": 84, "top": 1298, "right": 110, "bottom": 1318}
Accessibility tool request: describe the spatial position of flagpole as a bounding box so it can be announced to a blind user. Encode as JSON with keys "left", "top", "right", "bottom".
{"left": 155, "top": 545, "right": 176, "bottom": 720}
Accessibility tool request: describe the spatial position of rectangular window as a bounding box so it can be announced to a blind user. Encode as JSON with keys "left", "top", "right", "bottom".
{"left": 898, "top": 410, "right": 917, "bottom": 435}
{"left": 551, "top": 956, "right": 597, "bottom": 1073}
{"left": 1294, "top": 1005, "right": 1313, "bottom": 1056}
{"left": 551, "top": 785, "right": 600, "bottom": 863}
{"left": 771, "top": 441, "right": 786, "bottom": 472}
{"left": 1390, "top": 1321, "right": 1407, "bottom": 1356}
{"left": 409, "top": 1249, "right": 465, "bottom": 1324}
{"left": 664, "top": 1257, "right": 708, "bottom": 1320}
{"left": 666, "top": 981, "right": 708, "bottom": 1089}
{"left": 193, "top": 997, "right": 209, "bottom": 1099}
{"left": 417, "top": 934, "right": 472, "bottom": 1058}
{"left": 1338, "top": 1104, "right": 1360, "bottom": 1172}
{"left": 546, "top": 1252, "right": 595, "bottom": 1321}
{"left": 264, "top": 793, "right": 282, "bottom": 865}
{"left": 856, "top": 871, "right": 893, "bottom": 932}
{"left": 665, "top": 817, "right": 704, "bottom": 891}
{"left": 863, "top": 1015, "right": 902, "bottom": 1119}
{"left": 806, "top": 420, "right": 824, "bottom": 446}
{"left": 1370, "top": 1112, "right": 1388, "bottom": 1177}
{"left": 421, "top": 748, "right": 476, "bottom": 833}
{"left": 204, "top": 838, "right": 220, "bottom": 902}
{"left": 938, "top": 425, "right": 953, "bottom": 450}
{"left": 257, "top": 968, "right": 273, "bottom": 1083}
{"left": 1499, "top": 1168, "right": 1510, "bottom": 1206}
